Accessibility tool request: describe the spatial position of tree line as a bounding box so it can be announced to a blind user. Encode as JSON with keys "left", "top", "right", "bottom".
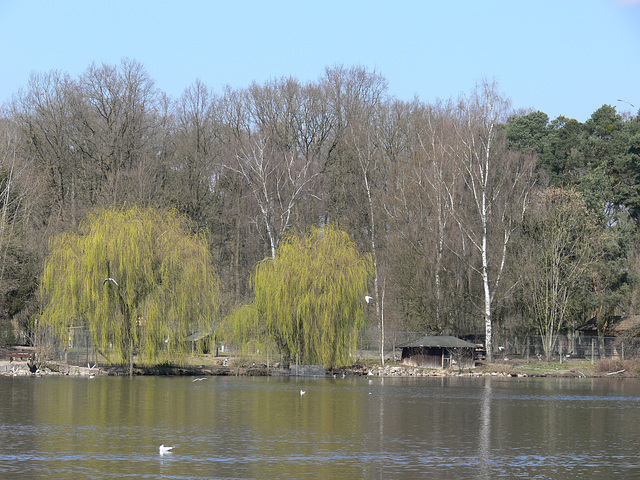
{"left": 1, "top": 58, "right": 639, "bottom": 362}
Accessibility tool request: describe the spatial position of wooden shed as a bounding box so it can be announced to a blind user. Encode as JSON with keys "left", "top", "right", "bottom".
{"left": 399, "top": 335, "right": 477, "bottom": 369}
{"left": 577, "top": 315, "right": 640, "bottom": 337}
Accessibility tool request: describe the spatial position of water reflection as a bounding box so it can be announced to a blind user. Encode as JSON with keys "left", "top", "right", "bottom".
{"left": 0, "top": 375, "right": 639, "bottom": 479}
{"left": 478, "top": 378, "right": 492, "bottom": 478}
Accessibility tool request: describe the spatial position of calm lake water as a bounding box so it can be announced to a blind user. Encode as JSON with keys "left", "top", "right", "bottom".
{"left": 0, "top": 374, "right": 638, "bottom": 479}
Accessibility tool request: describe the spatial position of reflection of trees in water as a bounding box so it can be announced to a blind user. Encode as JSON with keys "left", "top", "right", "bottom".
{"left": 479, "top": 378, "right": 492, "bottom": 479}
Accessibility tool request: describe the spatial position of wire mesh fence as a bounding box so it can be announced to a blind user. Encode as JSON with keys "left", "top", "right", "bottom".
{"left": 35, "top": 325, "right": 99, "bottom": 366}
{"left": 29, "top": 325, "right": 640, "bottom": 366}
{"left": 492, "top": 333, "right": 640, "bottom": 362}
{"left": 360, "top": 328, "right": 640, "bottom": 363}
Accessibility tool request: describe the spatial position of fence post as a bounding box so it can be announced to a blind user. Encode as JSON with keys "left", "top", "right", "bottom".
{"left": 591, "top": 338, "right": 595, "bottom": 364}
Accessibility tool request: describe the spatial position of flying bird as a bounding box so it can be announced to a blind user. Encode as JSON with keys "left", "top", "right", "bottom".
{"left": 300, "top": 389, "right": 306, "bottom": 396}
{"left": 103, "top": 277, "right": 119, "bottom": 286}
{"left": 618, "top": 99, "right": 635, "bottom": 108}
{"left": 159, "top": 444, "right": 174, "bottom": 455}
{"left": 365, "top": 295, "right": 373, "bottom": 304}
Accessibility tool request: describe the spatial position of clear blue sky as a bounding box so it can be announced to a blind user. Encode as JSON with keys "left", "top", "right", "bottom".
{"left": 1, "top": 0, "right": 639, "bottom": 122}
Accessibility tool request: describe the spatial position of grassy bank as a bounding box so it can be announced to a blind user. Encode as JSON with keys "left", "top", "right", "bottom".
{"left": 474, "top": 357, "right": 640, "bottom": 378}
{"left": 6, "top": 349, "right": 640, "bottom": 378}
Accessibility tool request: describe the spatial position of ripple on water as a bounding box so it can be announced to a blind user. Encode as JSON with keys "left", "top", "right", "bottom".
{"left": 1, "top": 376, "right": 639, "bottom": 479}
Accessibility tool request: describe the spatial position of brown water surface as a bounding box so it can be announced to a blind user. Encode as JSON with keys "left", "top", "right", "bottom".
{"left": 0, "top": 375, "right": 638, "bottom": 479}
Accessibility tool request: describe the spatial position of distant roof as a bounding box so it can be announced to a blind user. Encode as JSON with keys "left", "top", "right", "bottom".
{"left": 398, "top": 335, "right": 477, "bottom": 349}
{"left": 614, "top": 316, "right": 640, "bottom": 334}
{"left": 577, "top": 315, "right": 640, "bottom": 335}
{"left": 577, "top": 318, "right": 597, "bottom": 332}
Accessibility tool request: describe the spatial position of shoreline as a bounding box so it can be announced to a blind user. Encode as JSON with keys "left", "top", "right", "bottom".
{"left": 1, "top": 358, "right": 637, "bottom": 379}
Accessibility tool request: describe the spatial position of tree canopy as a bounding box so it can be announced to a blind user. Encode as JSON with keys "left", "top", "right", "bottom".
{"left": 3, "top": 60, "right": 640, "bottom": 363}
{"left": 522, "top": 188, "right": 607, "bottom": 358}
{"left": 40, "top": 205, "right": 219, "bottom": 368}
{"left": 236, "top": 225, "right": 373, "bottom": 367}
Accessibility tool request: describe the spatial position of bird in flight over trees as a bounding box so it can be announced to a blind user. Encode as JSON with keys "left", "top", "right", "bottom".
{"left": 104, "top": 277, "right": 119, "bottom": 286}
{"left": 618, "top": 99, "right": 635, "bottom": 108}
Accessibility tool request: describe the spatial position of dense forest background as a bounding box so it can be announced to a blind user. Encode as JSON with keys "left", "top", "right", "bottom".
{"left": 1, "top": 59, "right": 639, "bottom": 352}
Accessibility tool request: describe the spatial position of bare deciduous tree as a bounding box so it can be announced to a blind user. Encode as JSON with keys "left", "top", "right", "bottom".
{"left": 223, "top": 78, "right": 323, "bottom": 260}
{"left": 12, "top": 70, "right": 77, "bottom": 227}
{"left": 326, "top": 65, "right": 389, "bottom": 363}
{"left": 451, "top": 80, "right": 535, "bottom": 361}
{"left": 76, "top": 59, "right": 162, "bottom": 206}
{"left": 171, "top": 79, "right": 221, "bottom": 227}
{"left": 524, "top": 188, "right": 606, "bottom": 359}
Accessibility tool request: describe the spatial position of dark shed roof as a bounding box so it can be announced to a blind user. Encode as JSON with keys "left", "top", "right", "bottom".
{"left": 577, "top": 315, "right": 640, "bottom": 336}
{"left": 398, "top": 335, "right": 477, "bottom": 349}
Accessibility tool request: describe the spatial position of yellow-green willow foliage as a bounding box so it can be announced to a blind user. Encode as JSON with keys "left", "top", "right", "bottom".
{"left": 250, "top": 225, "right": 373, "bottom": 367}
{"left": 40, "top": 206, "right": 218, "bottom": 367}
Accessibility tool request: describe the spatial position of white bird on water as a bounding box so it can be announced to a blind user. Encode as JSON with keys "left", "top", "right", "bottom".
{"left": 159, "top": 444, "right": 174, "bottom": 455}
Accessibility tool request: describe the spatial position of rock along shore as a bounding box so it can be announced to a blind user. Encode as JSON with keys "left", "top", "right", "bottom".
{"left": 1, "top": 359, "right": 635, "bottom": 378}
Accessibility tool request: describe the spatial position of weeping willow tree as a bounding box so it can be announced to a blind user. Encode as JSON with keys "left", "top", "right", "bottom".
{"left": 40, "top": 206, "right": 218, "bottom": 371}
{"left": 242, "top": 225, "right": 373, "bottom": 367}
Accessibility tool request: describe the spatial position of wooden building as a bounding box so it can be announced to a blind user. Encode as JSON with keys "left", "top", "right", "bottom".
{"left": 577, "top": 315, "right": 640, "bottom": 337}
{"left": 399, "top": 335, "right": 477, "bottom": 369}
